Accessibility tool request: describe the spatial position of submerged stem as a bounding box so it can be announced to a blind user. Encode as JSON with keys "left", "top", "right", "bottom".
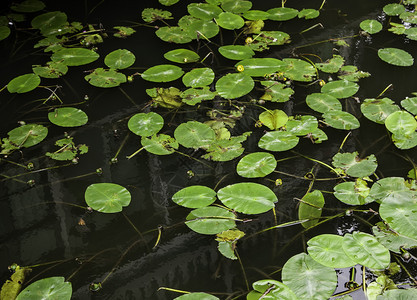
{"left": 235, "top": 249, "right": 249, "bottom": 291}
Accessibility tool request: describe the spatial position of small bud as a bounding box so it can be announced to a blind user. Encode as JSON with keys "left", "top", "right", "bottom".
{"left": 89, "top": 282, "right": 102, "bottom": 292}
{"left": 26, "top": 162, "right": 34, "bottom": 170}
{"left": 110, "top": 157, "right": 118, "bottom": 164}
{"left": 84, "top": 95, "right": 89, "bottom": 101}
{"left": 27, "top": 179, "right": 35, "bottom": 187}
{"left": 187, "top": 170, "right": 195, "bottom": 178}
{"left": 236, "top": 65, "right": 245, "bottom": 72}
{"left": 96, "top": 168, "right": 103, "bottom": 175}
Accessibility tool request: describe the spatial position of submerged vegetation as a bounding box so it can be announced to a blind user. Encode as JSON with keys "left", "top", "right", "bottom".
{"left": 2, "top": 0, "right": 417, "bottom": 299}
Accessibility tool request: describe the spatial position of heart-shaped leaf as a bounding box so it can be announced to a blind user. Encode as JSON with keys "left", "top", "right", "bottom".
{"left": 85, "top": 183, "right": 131, "bottom": 213}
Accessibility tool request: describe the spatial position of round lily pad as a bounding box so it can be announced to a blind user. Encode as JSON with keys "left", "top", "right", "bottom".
{"left": 85, "top": 68, "right": 126, "bottom": 88}
{"left": 258, "top": 131, "right": 299, "bottom": 152}
{"left": 182, "top": 68, "right": 215, "bottom": 87}
{"left": 164, "top": 49, "right": 200, "bottom": 64}
{"left": 236, "top": 152, "right": 277, "bottom": 178}
{"left": 215, "top": 73, "right": 254, "bottom": 98}
{"left": 248, "top": 280, "right": 297, "bottom": 300}
{"left": 172, "top": 185, "right": 216, "bottom": 208}
{"left": 0, "top": 26, "right": 11, "bottom": 41}
{"left": 187, "top": 3, "right": 222, "bottom": 20}
{"left": 401, "top": 97, "right": 417, "bottom": 115}
{"left": 218, "top": 45, "right": 255, "bottom": 60}
{"left": 306, "top": 93, "right": 342, "bottom": 113}
{"left": 128, "top": 112, "right": 164, "bottom": 137}
{"left": 48, "top": 107, "right": 88, "bottom": 127}
{"left": 267, "top": 7, "right": 299, "bottom": 21}
{"left": 217, "top": 182, "right": 277, "bottom": 214}
{"left": 298, "top": 8, "right": 320, "bottom": 19}
{"left": 141, "top": 134, "right": 178, "bottom": 155}
{"left": 104, "top": 49, "right": 135, "bottom": 69}
{"left": 16, "top": 277, "right": 71, "bottom": 300}
{"left": 85, "top": 183, "right": 131, "bottom": 213}
{"left": 286, "top": 115, "right": 318, "bottom": 136}
{"left": 174, "top": 121, "right": 216, "bottom": 149}
{"left": 385, "top": 111, "right": 417, "bottom": 135}
{"left": 259, "top": 109, "right": 288, "bottom": 130}
{"left": 368, "top": 177, "right": 409, "bottom": 203}
{"left": 334, "top": 181, "right": 372, "bottom": 205}
{"left": 360, "top": 19, "right": 383, "bottom": 34}
{"left": 221, "top": 0, "right": 252, "bottom": 14}
{"left": 31, "top": 11, "right": 67, "bottom": 35}
{"left": 178, "top": 16, "right": 219, "bottom": 39}
{"left": 156, "top": 26, "right": 193, "bottom": 44}
{"left": 174, "top": 293, "right": 219, "bottom": 300}
{"left": 383, "top": 3, "right": 405, "bottom": 16}
{"left": 332, "top": 152, "right": 378, "bottom": 178}
{"left": 320, "top": 80, "right": 359, "bottom": 98}
{"left": 216, "top": 12, "right": 244, "bottom": 30}
{"left": 242, "top": 10, "right": 270, "bottom": 21}
{"left": 51, "top": 48, "right": 99, "bottom": 66}
{"left": 281, "top": 58, "right": 316, "bottom": 82}
{"left": 322, "top": 111, "right": 360, "bottom": 130}
{"left": 360, "top": 98, "right": 400, "bottom": 124}
{"left": 11, "top": 0, "right": 45, "bottom": 13}
{"left": 7, "top": 73, "right": 41, "bottom": 93}
{"left": 141, "top": 64, "right": 184, "bottom": 82}
{"left": 378, "top": 48, "right": 414, "bottom": 66}
{"left": 7, "top": 124, "right": 48, "bottom": 148}
{"left": 235, "top": 58, "right": 283, "bottom": 77}
{"left": 298, "top": 190, "right": 324, "bottom": 229}
{"left": 185, "top": 206, "right": 236, "bottom": 235}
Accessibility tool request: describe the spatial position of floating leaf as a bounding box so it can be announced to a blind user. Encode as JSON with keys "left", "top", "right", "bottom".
{"left": 298, "top": 190, "right": 324, "bottom": 228}
{"left": 321, "top": 80, "right": 359, "bottom": 98}
{"left": 11, "top": 0, "right": 45, "bottom": 12}
{"left": 298, "top": 9, "right": 319, "bottom": 19}
{"left": 181, "top": 87, "right": 216, "bottom": 105}
{"left": 202, "top": 133, "right": 250, "bottom": 161}
{"left": 104, "top": 49, "right": 135, "bottom": 69}
{"left": 221, "top": 0, "right": 252, "bottom": 14}
{"left": 258, "top": 131, "right": 299, "bottom": 152}
{"left": 405, "top": 27, "right": 417, "bottom": 40}
{"left": 217, "top": 241, "right": 237, "bottom": 260}
{"left": 185, "top": 206, "right": 236, "bottom": 235}
{"left": 236, "top": 152, "right": 277, "bottom": 178}
{"left": 338, "top": 65, "right": 370, "bottom": 82}
{"left": 383, "top": 4, "right": 405, "bottom": 16}
{"left": 259, "top": 109, "right": 288, "bottom": 130}
{"left": 164, "top": 49, "right": 200, "bottom": 64}
{"left": 85, "top": 183, "right": 131, "bottom": 213}
{"left": 1, "top": 266, "right": 31, "bottom": 300}
{"left": 310, "top": 128, "right": 328, "bottom": 144}
{"left": 142, "top": 8, "right": 173, "bottom": 23}
{"left": 286, "top": 115, "right": 318, "bottom": 136}
{"left": 113, "top": 26, "right": 136, "bottom": 38}
{"left": 401, "top": 97, "right": 417, "bottom": 115}
{"left": 306, "top": 93, "right": 342, "bottom": 113}
{"left": 178, "top": 15, "right": 219, "bottom": 39}
{"left": 149, "top": 87, "right": 182, "bottom": 108}
{"left": 182, "top": 68, "right": 214, "bottom": 87}
{"left": 141, "top": 134, "right": 178, "bottom": 155}
{"left": 216, "top": 12, "right": 244, "bottom": 30}
{"left": 368, "top": 177, "right": 409, "bottom": 203}
{"left": 323, "top": 111, "right": 360, "bottom": 130}
{"left": 32, "top": 61, "right": 68, "bottom": 78}
{"left": 385, "top": 111, "right": 417, "bottom": 135}
{"left": 16, "top": 277, "right": 71, "bottom": 300}
{"left": 217, "top": 182, "right": 277, "bottom": 214}
{"left": 218, "top": 45, "right": 255, "bottom": 60}
{"left": 247, "top": 31, "right": 290, "bottom": 52}
{"left": 48, "top": 107, "right": 88, "bottom": 127}
{"left": 260, "top": 81, "right": 294, "bottom": 102}
{"left": 159, "top": 0, "right": 179, "bottom": 6}
{"left": 373, "top": 222, "right": 417, "bottom": 254}
{"left": 361, "top": 98, "right": 400, "bottom": 124}
{"left": 360, "top": 19, "right": 383, "bottom": 34}
{"left": 31, "top": 11, "right": 67, "bottom": 36}
{"left": 332, "top": 152, "right": 377, "bottom": 178}
{"left": 156, "top": 26, "right": 193, "bottom": 44}
{"left": 0, "top": 26, "right": 11, "bottom": 41}
{"left": 187, "top": 3, "right": 222, "bottom": 20}
{"left": 242, "top": 10, "right": 270, "bottom": 21}
{"left": 377, "top": 289, "right": 417, "bottom": 300}
{"left": 141, "top": 64, "right": 184, "bottom": 82}
{"left": 174, "top": 293, "right": 219, "bottom": 300}
{"left": 316, "top": 55, "right": 344, "bottom": 73}
{"left": 281, "top": 58, "right": 315, "bottom": 82}
{"left": 247, "top": 280, "right": 298, "bottom": 300}
{"left": 307, "top": 234, "right": 356, "bottom": 268}
{"left": 172, "top": 185, "right": 216, "bottom": 208}
{"left": 400, "top": 11, "right": 417, "bottom": 24}
{"left": 392, "top": 131, "right": 417, "bottom": 149}
{"left": 174, "top": 121, "right": 216, "bottom": 149}
{"left": 85, "top": 68, "right": 126, "bottom": 88}
{"left": 267, "top": 7, "right": 299, "bottom": 21}
{"left": 342, "top": 232, "right": 390, "bottom": 270}
{"left": 334, "top": 180, "right": 372, "bottom": 205}
{"left": 215, "top": 73, "right": 254, "bottom": 98}
{"left": 282, "top": 253, "right": 337, "bottom": 300}
{"left": 235, "top": 58, "right": 284, "bottom": 77}
{"left": 51, "top": 48, "right": 99, "bottom": 66}
{"left": 7, "top": 124, "right": 48, "bottom": 148}
{"left": 46, "top": 136, "right": 88, "bottom": 161}
{"left": 128, "top": 112, "right": 164, "bottom": 137}
{"left": 7, "top": 73, "right": 40, "bottom": 93}
{"left": 378, "top": 48, "right": 414, "bottom": 66}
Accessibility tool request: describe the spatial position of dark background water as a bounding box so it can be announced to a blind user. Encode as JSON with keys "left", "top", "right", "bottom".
{"left": 0, "top": 0, "right": 416, "bottom": 299}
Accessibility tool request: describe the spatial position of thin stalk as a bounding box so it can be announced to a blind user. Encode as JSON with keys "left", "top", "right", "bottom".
{"left": 293, "top": 35, "right": 359, "bottom": 50}
{"left": 394, "top": 255, "right": 417, "bottom": 285}
{"left": 119, "top": 87, "right": 139, "bottom": 108}
{"left": 291, "top": 151, "right": 342, "bottom": 177}
{"left": 158, "top": 287, "right": 190, "bottom": 294}
{"left": 273, "top": 170, "right": 344, "bottom": 181}
{"left": 26, "top": 259, "right": 67, "bottom": 269}
{"left": 214, "top": 174, "right": 229, "bottom": 191}
{"left": 24, "top": 201, "right": 87, "bottom": 210}
{"left": 235, "top": 249, "right": 249, "bottom": 291}
{"left": 246, "top": 219, "right": 309, "bottom": 238}
{"left": 299, "top": 23, "right": 324, "bottom": 35}
{"left": 122, "top": 213, "right": 150, "bottom": 251}
{"left": 338, "top": 132, "right": 351, "bottom": 153}
{"left": 0, "top": 162, "right": 73, "bottom": 182}
{"left": 376, "top": 84, "right": 393, "bottom": 98}
{"left": 112, "top": 133, "right": 130, "bottom": 161}
{"left": 0, "top": 158, "right": 28, "bottom": 169}
{"left": 319, "top": 0, "right": 326, "bottom": 10}
{"left": 153, "top": 225, "right": 163, "bottom": 249}
{"left": 126, "top": 147, "right": 144, "bottom": 159}
{"left": 175, "top": 150, "right": 214, "bottom": 169}
{"left": 0, "top": 174, "right": 27, "bottom": 184}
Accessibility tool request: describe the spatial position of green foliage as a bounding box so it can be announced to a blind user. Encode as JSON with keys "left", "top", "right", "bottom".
{"left": 360, "top": 19, "right": 383, "bottom": 34}
{"left": 104, "top": 49, "right": 135, "bottom": 69}
{"left": 236, "top": 152, "right": 277, "bottom": 178}
{"left": 46, "top": 136, "right": 88, "bottom": 161}
{"left": 128, "top": 112, "right": 164, "bottom": 137}
{"left": 172, "top": 185, "right": 216, "bottom": 208}
{"left": 185, "top": 206, "right": 236, "bottom": 234}
{"left": 7, "top": 73, "right": 40, "bottom": 93}
{"left": 298, "top": 190, "right": 324, "bottom": 228}
{"left": 16, "top": 277, "right": 71, "bottom": 300}
{"left": 85, "top": 183, "right": 131, "bottom": 213}
{"left": 378, "top": 48, "right": 414, "bottom": 66}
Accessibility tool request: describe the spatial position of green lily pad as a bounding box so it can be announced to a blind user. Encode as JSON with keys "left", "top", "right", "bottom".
{"left": 321, "top": 80, "right": 359, "bottom": 98}
{"left": 218, "top": 45, "right": 255, "bottom": 60}
{"left": 141, "top": 134, "right": 178, "bottom": 155}
{"left": 164, "top": 49, "right": 200, "bottom": 64}
{"left": 7, "top": 124, "right": 48, "bottom": 148}
{"left": 282, "top": 253, "right": 337, "bottom": 300}
{"left": 85, "top": 68, "right": 126, "bottom": 88}
{"left": 217, "top": 241, "right": 237, "bottom": 260}
{"left": 316, "top": 55, "right": 344, "bottom": 73}
{"left": 260, "top": 81, "right": 294, "bottom": 103}
{"left": 128, "top": 112, "right": 164, "bottom": 137}
{"left": 0, "top": 26, "right": 11, "bottom": 41}
{"left": 334, "top": 180, "right": 371, "bottom": 205}
{"left": 323, "top": 111, "right": 360, "bottom": 130}
{"left": 298, "top": 190, "right": 325, "bottom": 228}
{"left": 32, "top": 61, "right": 68, "bottom": 78}
{"left": 217, "top": 182, "right": 277, "bottom": 214}
{"left": 155, "top": 26, "right": 193, "bottom": 44}
{"left": 11, "top": 0, "right": 45, "bottom": 12}
{"left": 267, "top": 7, "right": 299, "bottom": 21}
{"left": 401, "top": 97, "right": 417, "bottom": 115}
{"left": 174, "top": 121, "right": 216, "bottom": 149}
{"left": 286, "top": 115, "right": 318, "bottom": 136}
{"left": 159, "top": 0, "right": 179, "bottom": 6}
{"left": 148, "top": 87, "right": 183, "bottom": 108}
{"left": 31, "top": 11, "right": 67, "bottom": 36}
{"left": 215, "top": 73, "right": 254, "bottom": 98}
{"left": 383, "top": 4, "right": 405, "bottom": 16}
{"left": 368, "top": 177, "right": 409, "bottom": 203}
{"left": 182, "top": 68, "right": 214, "bottom": 87}
{"left": 377, "top": 289, "right": 417, "bottom": 300}
{"left": 85, "top": 183, "right": 131, "bottom": 213}
{"left": 141, "top": 64, "right": 184, "bottom": 82}
{"left": 104, "top": 49, "right": 135, "bottom": 69}
{"left": 7, "top": 73, "right": 40, "bottom": 93}
{"left": 310, "top": 128, "right": 328, "bottom": 144}
{"left": 142, "top": 8, "right": 173, "bottom": 23}
{"left": 201, "top": 133, "right": 250, "bottom": 162}
{"left": 258, "top": 131, "right": 299, "bottom": 152}
{"left": 221, "top": 0, "right": 252, "bottom": 14}
{"left": 361, "top": 98, "right": 400, "bottom": 124}
{"left": 236, "top": 152, "right": 277, "bottom": 178}
{"left": 172, "top": 185, "right": 216, "bottom": 208}
{"left": 181, "top": 87, "right": 216, "bottom": 105}
{"left": 51, "top": 48, "right": 99, "bottom": 66}
{"left": 48, "top": 107, "right": 88, "bottom": 127}
{"left": 259, "top": 109, "right": 288, "bottom": 130}
{"left": 306, "top": 93, "right": 342, "bottom": 113}
{"left": 113, "top": 26, "right": 136, "bottom": 38}
{"left": 16, "top": 277, "right": 71, "bottom": 300}
{"left": 216, "top": 12, "right": 244, "bottom": 30}
{"left": 400, "top": 11, "right": 417, "bottom": 24}
{"left": 405, "top": 27, "right": 417, "bottom": 40}
{"left": 332, "top": 152, "right": 378, "bottom": 178}
{"left": 185, "top": 206, "right": 236, "bottom": 235}
{"left": 298, "top": 9, "right": 320, "bottom": 20}
{"left": 307, "top": 234, "right": 356, "bottom": 268}
{"left": 378, "top": 48, "right": 414, "bottom": 66}
{"left": 187, "top": 3, "right": 222, "bottom": 20}
{"left": 178, "top": 16, "right": 219, "bottom": 39}
{"left": 338, "top": 65, "right": 371, "bottom": 82}
{"left": 174, "top": 293, "right": 219, "bottom": 300}
{"left": 242, "top": 10, "right": 270, "bottom": 21}
{"left": 360, "top": 19, "right": 383, "bottom": 34}
{"left": 247, "top": 31, "right": 290, "bottom": 52}
{"left": 385, "top": 111, "right": 417, "bottom": 135}
{"left": 281, "top": 58, "right": 315, "bottom": 82}
{"left": 392, "top": 131, "right": 417, "bottom": 149}
{"left": 247, "top": 280, "right": 298, "bottom": 300}
{"left": 342, "top": 232, "right": 390, "bottom": 270}
{"left": 235, "top": 58, "right": 284, "bottom": 77}
{"left": 373, "top": 222, "right": 417, "bottom": 254}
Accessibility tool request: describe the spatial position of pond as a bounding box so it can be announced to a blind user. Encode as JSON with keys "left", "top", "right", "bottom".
{"left": 1, "top": 0, "right": 417, "bottom": 299}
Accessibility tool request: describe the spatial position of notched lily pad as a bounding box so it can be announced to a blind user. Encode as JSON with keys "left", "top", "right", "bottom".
{"left": 32, "top": 61, "right": 68, "bottom": 78}
{"left": 260, "top": 81, "right": 294, "bottom": 102}
{"left": 258, "top": 131, "right": 299, "bottom": 152}
{"left": 174, "top": 121, "right": 216, "bottom": 149}
{"left": 48, "top": 107, "right": 88, "bottom": 127}
{"left": 128, "top": 112, "right": 164, "bottom": 137}
{"left": 182, "top": 68, "right": 214, "bottom": 87}
{"left": 321, "top": 80, "right": 359, "bottom": 98}
{"left": 172, "top": 185, "right": 216, "bottom": 208}
{"left": 185, "top": 206, "right": 236, "bottom": 235}
{"left": 332, "top": 151, "right": 378, "bottom": 178}
{"left": 298, "top": 190, "right": 325, "bottom": 228}
{"left": 361, "top": 98, "right": 400, "bottom": 124}
{"left": 164, "top": 49, "right": 200, "bottom": 64}
{"left": 141, "top": 134, "right": 178, "bottom": 155}
{"left": 141, "top": 64, "right": 184, "bottom": 82}
{"left": 85, "top": 183, "right": 131, "bottom": 213}
{"left": 215, "top": 73, "right": 254, "bottom": 99}
{"left": 360, "top": 19, "right": 383, "bottom": 34}
{"left": 216, "top": 12, "right": 244, "bottom": 30}
{"left": 323, "top": 111, "right": 360, "bottom": 130}
{"left": 236, "top": 152, "right": 277, "bottom": 178}
{"left": 218, "top": 45, "right": 255, "bottom": 60}
{"left": 16, "top": 277, "right": 71, "bottom": 300}
{"left": 104, "top": 49, "right": 135, "bottom": 69}
{"left": 51, "top": 48, "right": 99, "bottom": 66}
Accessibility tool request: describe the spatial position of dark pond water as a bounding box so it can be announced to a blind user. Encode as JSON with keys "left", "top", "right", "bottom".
{"left": 1, "top": 0, "right": 416, "bottom": 299}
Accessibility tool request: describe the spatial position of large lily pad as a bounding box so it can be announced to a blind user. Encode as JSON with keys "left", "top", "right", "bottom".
{"left": 378, "top": 48, "right": 414, "bottom": 66}
{"left": 217, "top": 182, "right": 277, "bottom": 214}
{"left": 216, "top": 12, "right": 244, "bottom": 30}
{"left": 368, "top": 177, "right": 409, "bottom": 203}
{"left": 306, "top": 93, "right": 342, "bottom": 113}
{"left": 332, "top": 152, "right": 378, "bottom": 178}
{"left": 85, "top": 183, "right": 131, "bottom": 213}
{"left": 235, "top": 58, "right": 283, "bottom": 77}
{"left": 7, "top": 124, "right": 48, "bottom": 148}
{"left": 141, "top": 134, "right": 178, "bottom": 155}
{"left": 323, "top": 111, "right": 360, "bottom": 130}
{"left": 104, "top": 49, "right": 135, "bottom": 69}
{"left": 51, "top": 48, "right": 99, "bottom": 66}
{"left": 31, "top": 11, "right": 67, "bottom": 36}
{"left": 321, "top": 80, "right": 359, "bottom": 98}
{"left": 11, "top": 0, "right": 45, "bottom": 13}
{"left": 16, "top": 277, "right": 71, "bottom": 300}
{"left": 185, "top": 206, "right": 236, "bottom": 235}
{"left": 377, "top": 289, "right": 417, "bottom": 300}
{"left": 259, "top": 109, "right": 288, "bottom": 130}
{"left": 32, "top": 61, "right": 68, "bottom": 78}
{"left": 360, "top": 19, "right": 383, "bottom": 34}
{"left": 174, "top": 121, "right": 216, "bottom": 149}
{"left": 218, "top": 45, "right": 255, "bottom": 60}
{"left": 383, "top": 3, "right": 406, "bottom": 16}
{"left": 128, "top": 112, "right": 164, "bottom": 137}
{"left": 298, "top": 190, "right": 324, "bottom": 228}
{"left": 164, "top": 49, "right": 200, "bottom": 64}
{"left": 7, "top": 73, "right": 40, "bottom": 93}
{"left": 236, "top": 152, "right": 277, "bottom": 178}
{"left": 172, "top": 185, "right": 216, "bottom": 208}
{"left": 361, "top": 98, "right": 400, "bottom": 124}
{"left": 141, "top": 64, "right": 184, "bottom": 82}
{"left": 215, "top": 73, "right": 254, "bottom": 98}
{"left": 48, "top": 107, "right": 88, "bottom": 127}
{"left": 247, "top": 280, "right": 298, "bottom": 300}
{"left": 385, "top": 111, "right": 417, "bottom": 135}
{"left": 258, "top": 131, "right": 299, "bottom": 152}
{"left": 267, "top": 7, "right": 299, "bottom": 21}
{"left": 182, "top": 68, "right": 214, "bottom": 87}
{"left": 187, "top": 3, "right": 222, "bottom": 20}
{"left": 85, "top": 68, "right": 126, "bottom": 88}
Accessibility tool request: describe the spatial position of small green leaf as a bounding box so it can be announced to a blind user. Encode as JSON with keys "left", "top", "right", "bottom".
{"left": 181, "top": 87, "right": 216, "bottom": 105}
{"left": 316, "top": 55, "right": 344, "bottom": 73}
{"left": 260, "top": 81, "right": 294, "bottom": 102}
{"left": 164, "top": 49, "right": 200, "bottom": 64}
{"left": 174, "top": 121, "right": 216, "bottom": 149}
{"left": 321, "top": 80, "right": 359, "bottom": 98}
{"left": 179, "top": 16, "right": 219, "bottom": 39}
{"left": 174, "top": 293, "right": 219, "bottom": 300}
{"left": 215, "top": 73, "right": 254, "bottom": 98}
{"left": 141, "top": 134, "right": 178, "bottom": 155}
{"left": 221, "top": 0, "right": 252, "bottom": 14}
{"left": 360, "top": 19, "right": 383, "bottom": 34}
{"left": 306, "top": 93, "right": 342, "bottom": 113}
{"left": 378, "top": 48, "right": 414, "bottom": 66}
{"left": 16, "top": 277, "right": 71, "bottom": 300}
{"left": 172, "top": 185, "right": 216, "bottom": 208}
{"left": 258, "top": 131, "right": 299, "bottom": 152}
{"left": 182, "top": 68, "right": 214, "bottom": 87}
{"left": 7, "top": 124, "right": 48, "bottom": 148}
{"left": 334, "top": 180, "right": 372, "bottom": 205}
{"left": 332, "top": 152, "right": 378, "bottom": 178}
{"left": 218, "top": 45, "right": 255, "bottom": 60}
{"left": 48, "top": 107, "right": 88, "bottom": 127}
{"left": 141, "top": 64, "right": 184, "bottom": 82}
{"left": 142, "top": 8, "right": 173, "bottom": 23}
{"left": 85, "top": 68, "right": 126, "bottom": 88}
{"left": 31, "top": 11, "right": 67, "bottom": 36}
{"left": 155, "top": 26, "right": 193, "bottom": 44}
{"left": 338, "top": 65, "right": 371, "bottom": 82}
{"left": 0, "top": 26, "right": 11, "bottom": 41}
{"left": 248, "top": 280, "right": 297, "bottom": 300}
{"left": 187, "top": 3, "right": 222, "bottom": 20}
{"left": 32, "top": 61, "right": 68, "bottom": 78}
{"left": 104, "top": 49, "right": 135, "bottom": 69}
{"left": 383, "top": 4, "right": 405, "bottom": 16}
{"left": 159, "top": 0, "right": 179, "bottom": 6}
{"left": 85, "top": 183, "right": 131, "bottom": 213}
{"left": 242, "top": 10, "right": 270, "bottom": 21}
{"left": 259, "top": 109, "right": 288, "bottom": 130}
{"left": 128, "top": 112, "right": 164, "bottom": 137}
{"left": 281, "top": 58, "right": 315, "bottom": 82}
{"left": 185, "top": 206, "right": 236, "bottom": 235}
{"left": 267, "top": 7, "right": 299, "bottom": 21}
{"left": 323, "top": 111, "right": 360, "bottom": 130}
{"left": 51, "top": 48, "right": 99, "bottom": 66}
{"left": 216, "top": 12, "right": 244, "bottom": 30}
{"left": 236, "top": 152, "right": 277, "bottom": 178}
{"left": 385, "top": 111, "right": 417, "bottom": 135}
{"left": 235, "top": 58, "right": 284, "bottom": 77}
{"left": 298, "top": 190, "right": 324, "bottom": 228}
{"left": 373, "top": 222, "right": 417, "bottom": 254}
{"left": 7, "top": 73, "right": 40, "bottom": 93}
{"left": 217, "top": 241, "right": 237, "bottom": 260}
{"left": 286, "top": 115, "right": 318, "bottom": 136}
{"left": 298, "top": 8, "right": 319, "bottom": 19}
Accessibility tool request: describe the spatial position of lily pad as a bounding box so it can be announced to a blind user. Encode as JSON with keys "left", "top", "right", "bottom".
{"left": 16, "top": 277, "right": 71, "bottom": 300}
{"left": 51, "top": 48, "right": 99, "bottom": 66}
{"left": 310, "top": 128, "right": 328, "bottom": 144}
{"left": 7, "top": 124, "right": 48, "bottom": 148}
{"left": 385, "top": 111, "right": 417, "bottom": 135}
{"left": 316, "top": 55, "right": 344, "bottom": 73}
{"left": 373, "top": 222, "right": 417, "bottom": 254}
{"left": 258, "top": 131, "right": 299, "bottom": 152}
{"left": 267, "top": 7, "right": 299, "bottom": 21}
{"left": 247, "top": 280, "right": 298, "bottom": 300}
{"left": 85, "top": 183, "right": 131, "bottom": 213}
{"left": 172, "top": 185, "right": 216, "bottom": 209}
{"left": 141, "top": 64, "right": 184, "bottom": 82}
{"left": 259, "top": 109, "right": 288, "bottom": 130}
{"left": 281, "top": 58, "right": 315, "bottom": 82}
{"left": 221, "top": 0, "right": 252, "bottom": 14}
{"left": 360, "top": 19, "right": 383, "bottom": 34}
{"left": 236, "top": 152, "right": 277, "bottom": 178}
{"left": 185, "top": 206, "right": 236, "bottom": 235}
{"left": 182, "top": 68, "right": 214, "bottom": 87}
{"left": 342, "top": 232, "right": 390, "bottom": 270}
{"left": 361, "top": 98, "right": 400, "bottom": 124}
{"left": 307, "top": 234, "right": 356, "bottom": 268}
{"left": 142, "top": 8, "right": 173, "bottom": 23}
{"left": 400, "top": 11, "right": 417, "bottom": 24}
{"left": 159, "top": 0, "right": 179, "bottom": 6}
{"left": 378, "top": 48, "right": 414, "bottom": 67}
{"left": 156, "top": 26, "right": 193, "bottom": 44}
{"left": 32, "top": 61, "right": 68, "bottom": 78}
{"left": 332, "top": 152, "right": 378, "bottom": 178}
{"left": 298, "top": 9, "right": 320, "bottom": 19}
{"left": 260, "top": 81, "right": 294, "bottom": 102}
{"left": 181, "top": 87, "right": 216, "bottom": 105}
{"left": 202, "top": 133, "right": 250, "bottom": 162}
{"left": 235, "top": 58, "right": 284, "bottom": 77}
{"left": 286, "top": 115, "right": 318, "bottom": 136}
{"left": 0, "top": 26, "right": 11, "bottom": 41}
{"left": 187, "top": 3, "right": 222, "bottom": 20}
{"left": 242, "top": 10, "right": 270, "bottom": 21}
{"left": 216, "top": 12, "right": 244, "bottom": 30}
{"left": 383, "top": 3, "right": 405, "bottom": 16}
{"left": 85, "top": 68, "right": 126, "bottom": 88}
{"left": 7, "top": 73, "right": 40, "bottom": 93}
{"left": 392, "top": 131, "right": 417, "bottom": 149}
{"left": 217, "top": 182, "right": 277, "bottom": 214}
{"left": 141, "top": 134, "right": 178, "bottom": 155}
{"left": 178, "top": 16, "right": 219, "bottom": 39}
{"left": 338, "top": 65, "right": 371, "bottom": 82}
{"left": 104, "top": 49, "right": 135, "bottom": 69}
{"left": 321, "top": 80, "right": 359, "bottom": 98}
{"left": 218, "top": 45, "right": 255, "bottom": 60}
{"left": 164, "top": 49, "right": 200, "bottom": 64}
{"left": 174, "top": 293, "right": 219, "bottom": 300}
{"left": 31, "top": 11, "right": 67, "bottom": 36}
{"left": 298, "top": 190, "right": 325, "bottom": 228}
{"left": 215, "top": 73, "right": 254, "bottom": 98}
{"left": 128, "top": 112, "right": 164, "bottom": 137}
{"left": 401, "top": 97, "right": 417, "bottom": 114}
{"left": 306, "top": 93, "right": 342, "bottom": 113}
{"left": 174, "top": 121, "right": 216, "bottom": 149}
{"left": 323, "top": 111, "right": 360, "bottom": 130}
{"left": 368, "top": 177, "right": 409, "bottom": 203}
{"left": 48, "top": 107, "right": 88, "bottom": 127}
{"left": 377, "top": 289, "right": 417, "bottom": 300}
{"left": 334, "top": 180, "right": 371, "bottom": 205}
{"left": 11, "top": 0, "right": 45, "bottom": 13}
